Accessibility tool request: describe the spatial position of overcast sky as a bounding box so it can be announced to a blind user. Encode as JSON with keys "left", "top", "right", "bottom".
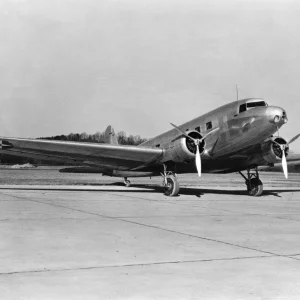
{"left": 0, "top": 0, "right": 299, "bottom": 151}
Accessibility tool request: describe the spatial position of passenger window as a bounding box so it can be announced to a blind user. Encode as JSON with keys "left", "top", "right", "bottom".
{"left": 195, "top": 126, "right": 200, "bottom": 132}
{"left": 206, "top": 122, "right": 212, "bottom": 130}
{"left": 239, "top": 104, "right": 247, "bottom": 113}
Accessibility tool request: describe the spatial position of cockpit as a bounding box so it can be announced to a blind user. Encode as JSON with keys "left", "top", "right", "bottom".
{"left": 239, "top": 100, "right": 268, "bottom": 113}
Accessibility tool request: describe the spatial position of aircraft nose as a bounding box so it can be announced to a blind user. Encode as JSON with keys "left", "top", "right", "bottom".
{"left": 267, "top": 106, "right": 288, "bottom": 125}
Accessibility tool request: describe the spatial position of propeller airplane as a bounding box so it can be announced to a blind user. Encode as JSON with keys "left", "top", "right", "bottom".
{"left": 0, "top": 98, "right": 299, "bottom": 197}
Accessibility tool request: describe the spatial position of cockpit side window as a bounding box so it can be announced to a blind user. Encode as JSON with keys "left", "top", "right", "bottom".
{"left": 239, "top": 104, "right": 247, "bottom": 113}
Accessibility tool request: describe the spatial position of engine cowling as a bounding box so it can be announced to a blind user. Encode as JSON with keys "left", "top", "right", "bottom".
{"left": 261, "top": 136, "right": 289, "bottom": 164}
{"left": 162, "top": 131, "right": 205, "bottom": 163}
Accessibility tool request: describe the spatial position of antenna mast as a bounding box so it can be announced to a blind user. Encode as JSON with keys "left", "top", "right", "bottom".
{"left": 236, "top": 85, "right": 239, "bottom": 101}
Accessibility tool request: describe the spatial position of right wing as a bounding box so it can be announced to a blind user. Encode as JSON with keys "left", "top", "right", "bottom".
{"left": 0, "top": 137, "right": 163, "bottom": 170}
{"left": 285, "top": 151, "right": 300, "bottom": 163}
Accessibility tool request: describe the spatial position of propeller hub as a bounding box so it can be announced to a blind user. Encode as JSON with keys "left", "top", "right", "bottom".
{"left": 185, "top": 132, "right": 205, "bottom": 154}
{"left": 273, "top": 137, "right": 289, "bottom": 159}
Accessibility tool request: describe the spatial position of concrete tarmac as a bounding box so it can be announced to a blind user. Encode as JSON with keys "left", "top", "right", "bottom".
{"left": 0, "top": 170, "right": 300, "bottom": 299}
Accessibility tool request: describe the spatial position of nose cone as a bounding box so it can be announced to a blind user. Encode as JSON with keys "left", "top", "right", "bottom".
{"left": 267, "top": 106, "right": 288, "bottom": 125}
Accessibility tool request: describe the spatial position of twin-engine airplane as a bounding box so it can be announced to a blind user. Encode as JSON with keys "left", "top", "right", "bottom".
{"left": 0, "top": 98, "right": 299, "bottom": 197}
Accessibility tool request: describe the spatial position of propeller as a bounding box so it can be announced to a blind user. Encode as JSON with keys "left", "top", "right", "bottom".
{"left": 170, "top": 123, "right": 219, "bottom": 177}
{"left": 288, "top": 134, "right": 300, "bottom": 145}
{"left": 282, "top": 148, "right": 288, "bottom": 179}
{"left": 195, "top": 140, "right": 201, "bottom": 176}
{"left": 273, "top": 133, "right": 300, "bottom": 179}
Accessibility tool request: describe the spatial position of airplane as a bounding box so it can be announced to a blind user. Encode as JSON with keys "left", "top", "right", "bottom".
{"left": 0, "top": 98, "right": 299, "bottom": 197}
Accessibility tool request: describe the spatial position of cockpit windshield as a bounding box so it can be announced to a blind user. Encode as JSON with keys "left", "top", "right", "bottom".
{"left": 246, "top": 101, "right": 267, "bottom": 108}
{"left": 239, "top": 101, "right": 267, "bottom": 113}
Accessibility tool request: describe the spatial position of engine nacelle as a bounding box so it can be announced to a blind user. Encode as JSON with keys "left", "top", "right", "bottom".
{"left": 161, "top": 131, "right": 205, "bottom": 163}
{"left": 261, "top": 136, "right": 289, "bottom": 164}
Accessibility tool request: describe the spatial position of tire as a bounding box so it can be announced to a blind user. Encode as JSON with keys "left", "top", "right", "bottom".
{"left": 164, "top": 176, "right": 180, "bottom": 197}
{"left": 247, "top": 178, "right": 263, "bottom": 197}
{"left": 124, "top": 180, "right": 131, "bottom": 187}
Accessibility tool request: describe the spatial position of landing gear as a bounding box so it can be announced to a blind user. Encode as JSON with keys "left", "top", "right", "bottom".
{"left": 247, "top": 178, "right": 263, "bottom": 196}
{"left": 161, "top": 164, "right": 180, "bottom": 197}
{"left": 124, "top": 177, "right": 131, "bottom": 187}
{"left": 239, "top": 168, "right": 263, "bottom": 197}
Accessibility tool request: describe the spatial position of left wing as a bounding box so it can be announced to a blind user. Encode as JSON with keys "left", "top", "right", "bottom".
{"left": 0, "top": 137, "right": 163, "bottom": 170}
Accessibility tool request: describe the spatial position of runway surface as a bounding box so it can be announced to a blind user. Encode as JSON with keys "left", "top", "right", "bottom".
{"left": 0, "top": 169, "right": 300, "bottom": 299}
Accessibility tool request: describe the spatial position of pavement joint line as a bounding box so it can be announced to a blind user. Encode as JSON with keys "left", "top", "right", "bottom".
{"left": 0, "top": 254, "right": 283, "bottom": 276}
{"left": 0, "top": 187, "right": 145, "bottom": 192}
{"left": 289, "top": 256, "right": 300, "bottom": 260}
{"left": 196, "top": 204, "right": 300, "bottom": 223}
{"left": 0, "top": 190, "right": 170, "bottom": 204}
{"left": 1, "top": 214, "right": 299, "bottom": 221}
{"left": 109, "top": 192, "right": 188, "bottom": 205}
{"left": 0, "top": 217, "right": 97, "bottom": 221}
{"left": 108, "top": 192, "right": 171, "bottom": 203}
{"left": 0, "top": 192, "right": 298, "bottom": 262}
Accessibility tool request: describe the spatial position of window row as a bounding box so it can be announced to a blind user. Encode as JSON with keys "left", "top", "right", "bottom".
{"left": 193, "top": 121, "right": 212, "bottom": 133}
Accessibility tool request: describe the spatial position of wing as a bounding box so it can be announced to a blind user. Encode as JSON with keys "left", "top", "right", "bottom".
{"left": 226, "top": 138, "right": 300, "bottom": 167}
{"left": 286, "top": 151, "right": 300, "bottom": 163}
{"left": 0, "top": 137, "right": 163, "bottom": 170}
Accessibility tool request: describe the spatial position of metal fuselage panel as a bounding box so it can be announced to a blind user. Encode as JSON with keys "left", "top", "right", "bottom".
{"left": 139, "top": 98, "right": 287, "bottom": 174}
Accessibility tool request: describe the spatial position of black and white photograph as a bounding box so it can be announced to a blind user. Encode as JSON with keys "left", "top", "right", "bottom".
{"left": 0, "top": 0, "right": 300, "bottom": 299}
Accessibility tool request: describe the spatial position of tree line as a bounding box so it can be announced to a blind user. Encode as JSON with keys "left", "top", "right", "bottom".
{"left": 37, "top": 131, "right": 148, "bottom": 145}
{"left": 0, "top": 131, "right": 148, "bottom": 165}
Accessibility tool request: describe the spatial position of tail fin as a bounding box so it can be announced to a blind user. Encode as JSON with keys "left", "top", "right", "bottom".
{"left": 104, "top": 125, "right": 118, "bottom": 145}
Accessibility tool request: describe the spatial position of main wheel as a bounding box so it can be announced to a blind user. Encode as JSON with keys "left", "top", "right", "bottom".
{"left": 164, "top": 176, "right": 180, "bottom": 197}
{"left": 247, "top": 178, "right": 263, "bottom": 197}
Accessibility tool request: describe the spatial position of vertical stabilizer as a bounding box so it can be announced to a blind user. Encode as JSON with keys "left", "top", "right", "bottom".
{"left": 104, "top": 125, "right": 118, "bottom": 145}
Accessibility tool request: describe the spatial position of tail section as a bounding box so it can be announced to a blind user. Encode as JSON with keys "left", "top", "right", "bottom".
{"left": 104, "top": 125, "right": 118, "bottom": 145}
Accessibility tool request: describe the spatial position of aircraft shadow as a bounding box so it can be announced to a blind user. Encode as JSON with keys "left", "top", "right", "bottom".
{"left": 2, "top": 182, "right": 299, "bottom": 198}
{"left": 102, "top": 182, "right": 300, "bottom": 198}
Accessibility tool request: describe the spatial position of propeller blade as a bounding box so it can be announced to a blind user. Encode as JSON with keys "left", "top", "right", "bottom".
{"left": 282, "top": 148, "right": 288, "bottom": 179}
{"left": 288, "top": 134, "right": 300, "bottom": 145}
{"left": 170, "top": 123, "right": 197, "bottom": 143}
{"left": 200, "top": 127, "right": 220, "bottom": 141}
{"left": 273, "top": 140, "right": 281, "bottom": 147}
{"left": 171, "top": 123, "right": 219, "bottom": 144}
{"left": 195, "top": 144, "right": 201, "bottom": 177}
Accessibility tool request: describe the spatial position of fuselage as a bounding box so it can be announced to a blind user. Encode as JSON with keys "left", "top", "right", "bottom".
{"left": 0, "top": 97, "right": 291, "bottom": 180}
{"left": 139, "top": 98, "right": 287, "bottom": 174}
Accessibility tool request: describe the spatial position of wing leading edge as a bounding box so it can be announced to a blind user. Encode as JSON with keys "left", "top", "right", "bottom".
{"left": 0, "top": 137, "right": 163, "bottom": 170}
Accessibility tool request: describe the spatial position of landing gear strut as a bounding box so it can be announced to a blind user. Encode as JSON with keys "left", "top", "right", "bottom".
{"left": 124, "top": 177, "right": 131, "bottom": 187}
{"left": 239, "top": 167, "right": 263, "bottom": 197}
{"left": 161, "top": 164, "right": 180, "bottom": 197}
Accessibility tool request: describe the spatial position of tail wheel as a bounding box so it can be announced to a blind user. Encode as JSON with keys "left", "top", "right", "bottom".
{"left": 247, "top": 178, "right": 263, "bottom": 197}
{"left": 164, "top": 176, "right": 180, "bottom": 197}
{"left": 124, "top": 179, "right": 131, "bottom": 187}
